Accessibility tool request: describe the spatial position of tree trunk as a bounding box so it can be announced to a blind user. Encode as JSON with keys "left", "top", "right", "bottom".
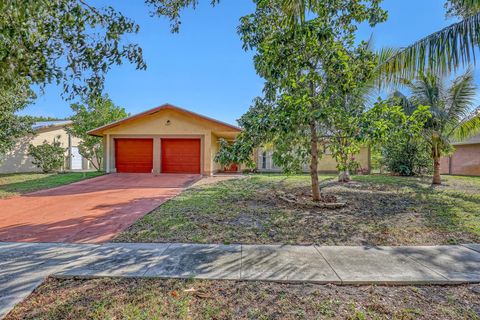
{"left": 338, "top": 170, "right": 350, "bottom": 182}
{"left": 432, "top": 154, "right": 441, "bottom": 185}
{"left": 309, "top": 122, "right": 321, "bottom": 201}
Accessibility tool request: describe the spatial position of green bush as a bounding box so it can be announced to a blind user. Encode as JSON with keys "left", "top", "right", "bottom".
{"left": 28, "top": 138, "right": 65, "bottom": 173}
{"left": 381, "top": 138, "right": 431, "bottom": 176}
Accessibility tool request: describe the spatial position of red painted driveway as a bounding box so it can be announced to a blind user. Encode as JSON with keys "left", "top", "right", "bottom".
{"left": 0, "top": 173, "right": 200, "bottom": 243}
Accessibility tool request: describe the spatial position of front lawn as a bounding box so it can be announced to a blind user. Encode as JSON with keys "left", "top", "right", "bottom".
{"left": 115, "top": 174, "right": 480, "bottom": 245}
{"left": 0, "top": 172, "right": 104, "bottom": 198}
{"left": 6, "top": 278, "right": 480, "bottom": 319}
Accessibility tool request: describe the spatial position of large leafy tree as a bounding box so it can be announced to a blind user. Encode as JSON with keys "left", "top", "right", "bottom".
{"left": 67, "top": 95, "right": 128, "bottom": 171}
{"left": 0, "top": 0, "right": 145, "bottom": 157}
{"left": 215, "top": 0, "right": 387, "bottom": 201}
{"left": 395, "top": 70, "right": 480, "bottom": 184}
{"left": 0, "top": 77, "right": 35, "bottom": 157}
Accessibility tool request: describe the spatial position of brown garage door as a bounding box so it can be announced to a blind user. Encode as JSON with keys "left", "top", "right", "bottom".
{"left": 115, "top": 138, "right": 153, "bottom": 173}
{"left": 161, "top": 138, "right": 201, "bottom": 173}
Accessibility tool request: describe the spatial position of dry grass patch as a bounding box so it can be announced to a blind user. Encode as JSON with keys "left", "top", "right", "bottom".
{"left": 114, "top": 174, "right": 480, "bottom": 245}
{"left": 6, "top": 278, "right": 480, "bottom": 319}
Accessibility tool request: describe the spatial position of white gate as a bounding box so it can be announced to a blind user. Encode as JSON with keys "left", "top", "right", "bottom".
{"left": 70, "top": 146, "right": 83, "bottom": 170}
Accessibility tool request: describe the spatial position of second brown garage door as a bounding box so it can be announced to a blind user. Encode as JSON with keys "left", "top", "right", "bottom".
{"left": 115, "top": 138, "right": 153, "bottom": 173}
{"left": 161, "top": 139, "right": 201, "bottom": 174}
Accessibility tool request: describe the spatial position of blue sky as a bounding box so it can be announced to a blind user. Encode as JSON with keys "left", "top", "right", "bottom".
{"left": 23, "top": 0, "right": 470, "bottom": 125}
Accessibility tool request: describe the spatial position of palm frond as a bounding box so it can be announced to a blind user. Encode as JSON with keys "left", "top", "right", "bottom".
{"left": 409, "top": 72, "right": 444, "bottom": 109}
{"left": 374, "top": 47, "right": 402, "bottom": 89}
{"left": 381, "top": 12, "right": 480, "bottom": 83}
{"left": 446, "top": 68, "right": 477, "bottom": 125}
{"left": 453, "top": 106, "right": 480, "bottom": 139}
{"left": 389, "top": 90, "right": 417, "bottom": 115}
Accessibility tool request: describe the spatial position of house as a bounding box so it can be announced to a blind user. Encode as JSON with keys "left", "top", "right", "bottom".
{"left": 440, "top": 134, "right": 480, "bottom": 176}
{"left": 87, "top": 104, "right": 242, "bottom": 175}
{"left": 88, "top": 103, "right": 372, "bottom": 176}
{"left": 255, "top": 146, "right": 371, "bottom": 173}
{"left": 0, "top": 120, "right": 91, "bottom": 173}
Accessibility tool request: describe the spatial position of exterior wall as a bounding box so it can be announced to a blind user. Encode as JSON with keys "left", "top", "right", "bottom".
{"left": 0, "top": 126, "right": 86, "bottom": 173}
{"left": 102, "top": 109, "right": 238, "bottom": 176}
{"left": 211, "top": 133, "right": 221, "bottom": 173}
{"left": 440, "top": 143, "right": 480, "bottom": 176}
{"left": 439, "top": 156, "right": 450, "bottom": 174}
{"left": 256, "top": 146, "right": 371, "bottom": 173}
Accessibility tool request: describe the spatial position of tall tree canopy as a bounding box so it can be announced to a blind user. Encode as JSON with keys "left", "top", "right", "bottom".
{"left": 1, "top": 0, "right": 146, "bottom": 98}
{"left": 0, "top": 0, "right": 145, "bottom": 157}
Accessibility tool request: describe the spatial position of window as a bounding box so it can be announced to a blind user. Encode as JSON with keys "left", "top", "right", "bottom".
{"left": 262, "top": 151, "right": 267, "bottom": 169}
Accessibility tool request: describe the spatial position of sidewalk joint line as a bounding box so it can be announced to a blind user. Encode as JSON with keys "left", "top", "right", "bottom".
{"left": 460, "top": 244, "right": 480, "bottom": 254}
{"left": 239, "top": 244, "right": 243, "bottom": 280}
{"left": 141, "top": 243, "right": 172, "bottom": 276}
{"left": 401, "top": 253, "right": 450, "bottom": 281}
{"left": 313, "top": 245, "right": 343, "bottom": 284}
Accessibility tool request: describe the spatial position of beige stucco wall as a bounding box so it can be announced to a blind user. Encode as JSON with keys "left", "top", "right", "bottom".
{"left": 316, "top": 147, "right": 370, "bottom": 172}
{"left": 0, "top": 126, "right": 83, "bottom": 173}
{"left": 211, "top": 133, "right": 221, "bottom": 173}
{"left": 102, "top": 109, "right": 239, "bottom": 175}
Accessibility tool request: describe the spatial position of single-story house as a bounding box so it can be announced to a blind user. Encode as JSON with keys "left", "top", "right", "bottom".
{"left": 88, "top": 103, "right": 371, "bottom": 176}
{"left": 440, "top": 133, "right": 480, "bottom": 176}
{"left": 87, "top": 104, "right": 242, "bottom": 175}
{"left": 0, "top": 121, "right": 92, "bottom": 173}
{"left": 255, "top": 146, "right": 371, "bottom": 173}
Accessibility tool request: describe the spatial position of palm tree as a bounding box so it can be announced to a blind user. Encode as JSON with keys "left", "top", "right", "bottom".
{"left": 395, "top": 69, "right": 480, "bottom": 184}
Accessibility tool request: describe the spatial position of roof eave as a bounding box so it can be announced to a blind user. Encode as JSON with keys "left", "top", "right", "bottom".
{"left": 86, "top": 103, "right": 242, "bottom": 137}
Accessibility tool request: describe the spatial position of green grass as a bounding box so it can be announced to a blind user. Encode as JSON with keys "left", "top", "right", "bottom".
{"left": 115, "top": 173, "right": 480, "bottom": 245}
{"left": 6, "top": 278, "right": 480, "bottom": 320}
{"left": 0, "top": 172, "right": 104, "bottom": 198}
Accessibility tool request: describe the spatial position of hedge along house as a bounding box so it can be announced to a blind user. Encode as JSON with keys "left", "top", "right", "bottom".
{"left": 87, "top": 104, "right": 242, "bottom": 175}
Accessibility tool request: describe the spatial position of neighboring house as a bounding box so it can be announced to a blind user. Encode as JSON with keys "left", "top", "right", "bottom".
{"left": 0, "top": 121, "right": 91, "bottom": 173}
{"left": 440, "top": 134, "right": 480, "bottom": 176}
{"left": 87, "top": 104, "right": 242, "bottom": 175}
{"left": 255, "top": 146, "right": 371, "bottom": 173}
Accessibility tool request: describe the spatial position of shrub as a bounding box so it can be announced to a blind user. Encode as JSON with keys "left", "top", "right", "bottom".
{"left": 381, "top": 138, "right": 431, "bottom": 176}
{"left": 28, "top": 137, "right": 65, "bottom": 173}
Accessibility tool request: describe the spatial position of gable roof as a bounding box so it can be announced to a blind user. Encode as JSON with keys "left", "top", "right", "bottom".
{"left": 87, "top": 103, "right": 242, "bottom": 137}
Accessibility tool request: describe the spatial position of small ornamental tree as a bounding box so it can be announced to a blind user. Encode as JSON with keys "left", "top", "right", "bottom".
{"left": 28, "top": 137, "right": 65, "bottom": 173}
{"left": 363, "top": 101, "right": 432, "bottom": 176}
{"left": 393, "top": 70, "right": 480, "bottom": 184}
{"left": 67, "top": 95, "right": 128, "bottom": 171}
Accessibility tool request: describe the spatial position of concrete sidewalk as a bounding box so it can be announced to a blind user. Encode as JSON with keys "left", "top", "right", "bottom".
{"left": 1, "top": 242, "right": 480, "bottom": 318}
